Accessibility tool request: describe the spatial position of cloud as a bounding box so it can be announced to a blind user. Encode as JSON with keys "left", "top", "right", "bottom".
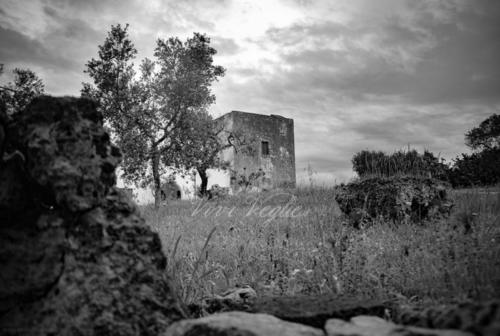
{"left": 257, "top": 1, "right": 500, "bottom": 105}
{"left": 211, "top": 36, "right": 241, "bottom": 56}
{"left": 0, "top": 26, "right": 67, "bottom": 68}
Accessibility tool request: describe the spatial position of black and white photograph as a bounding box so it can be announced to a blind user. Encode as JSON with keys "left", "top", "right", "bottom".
{"left": 1, "top": 0, "right": 499, "bottom": 335}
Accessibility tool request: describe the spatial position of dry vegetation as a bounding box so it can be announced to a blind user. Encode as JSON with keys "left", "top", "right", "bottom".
{"left": 141, "top": 186, "right": 500, "bottom": 306}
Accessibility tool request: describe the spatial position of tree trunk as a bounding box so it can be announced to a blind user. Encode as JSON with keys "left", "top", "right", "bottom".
{"left": 197, "top": 167, "right": 208, "bottom": 197}
{"left": 151, "top": 145, "right": 162, "bottom": 208}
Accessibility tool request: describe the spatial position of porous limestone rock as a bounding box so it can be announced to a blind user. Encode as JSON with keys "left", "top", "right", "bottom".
{"left": 202, "top": 285, "right": 258, "bottom": 314}
{"left": 335, "top": 176, "right": 453, "bottom": 227}
{"left": 393, "top": 301, "right": 500, "bottom": 336}
{"left": 0, "top": 96, "right": 185, "bottom": 335}
{"left": 191, "top": 294, "right": 388, "bottom": 328}
{"left": 163, "top": 311, "right": 325, "bottom": 336}
{"left": 325, "top": 315, "right": 472, "bottom": 336}
{"left": 218, "top": 285, "right": 258, "bottom": 305}
{"left": 249, "top": 295, "right": 388, "bottom": 329}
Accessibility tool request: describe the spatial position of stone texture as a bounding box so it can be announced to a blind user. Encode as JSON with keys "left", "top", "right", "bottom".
{"left": 163, "top": 311, "right": 325, "bottom": 336}
{"left": 218, "top": 285, "right": 258, "bottom": 305}
{"left": 326, "top": 315, "right": 472, "bottom": 336}
{"left": 216, "top": 110, "right": 296, "bottom": 190}
{"left": 248, "top": 295, "right": 388, "bottom": 329}
{"left": 0, "top": 96, "right": 185, "bottom": 335}
{"left": 335, "top": 176, "right": 453, "bottom": 227}
{"left": 202, "top": 285, "right": 258, "bottom": 314}
{"left": 393, "top": 301, "right": 500, "bottom": 336}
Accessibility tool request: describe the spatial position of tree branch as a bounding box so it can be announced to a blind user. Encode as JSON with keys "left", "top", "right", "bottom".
{"left": 0, "top": 85, "right": 17, "bottom": 93}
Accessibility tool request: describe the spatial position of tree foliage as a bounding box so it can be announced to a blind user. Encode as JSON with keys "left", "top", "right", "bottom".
{"left": 0, "top": 65, "right": 45, "bottom": 116}
{"left": 169, "top": 112, "right": 254, "bottom": 196}
{"left": 450, "top": 113, "right": 500, "bottom": 187}
{"left": 83, "top": 24, "right": 225, "bottom": 206}
{"left": 167, "top": 111, "right": 225, "bottom": 195}
{"left": 465, "top": 114, "right": 500, "bottom": 151}
{"left": 448, "top": 148, "right": 500, "bottom": 187}
{"left": 82, "top": 24, "right": 137, "bottom": 125}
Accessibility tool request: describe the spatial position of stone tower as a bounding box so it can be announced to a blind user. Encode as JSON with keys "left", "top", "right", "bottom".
{"left": 216, "top": 110, "right": 296, "bottom": 190}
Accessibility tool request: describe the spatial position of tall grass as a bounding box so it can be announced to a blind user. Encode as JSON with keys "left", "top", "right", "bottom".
{"left": 352, "top": 148, "right": 448, "bottom": 180}
{"left": 141, "top": 187, "right": 500, "bottom": 305}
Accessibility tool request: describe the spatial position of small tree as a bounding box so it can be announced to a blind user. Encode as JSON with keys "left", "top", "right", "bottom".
{"left": 81, "top": 24, "right": 137, "bottom": 125}
{"left": 450, "top": 113, "right": 500, "bottom": 187}
{"left": 449, "top": 148, "right": 500, "bottom": 187}
{"left": 0, "top": 65, "right": 45, "bottom": 116}
{"left": 169, "top": 111, "right": 255, "bottom": 196}
{"left": 465, "top": 114, "right": 500, "bottom": 151}
{"left": 84, "top": 24, "right": 225, "bottom": 207}
{"left": 168, "top": 111, "right": 223, "bottom": 196}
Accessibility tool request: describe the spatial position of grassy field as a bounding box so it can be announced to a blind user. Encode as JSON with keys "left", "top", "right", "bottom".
{"left": 141, "top": 187, "right": 500, "bottom": 306}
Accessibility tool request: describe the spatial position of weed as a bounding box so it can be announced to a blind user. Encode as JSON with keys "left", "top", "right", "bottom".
{"left": 141, "top": 187, "right": 500, "bottom": 306}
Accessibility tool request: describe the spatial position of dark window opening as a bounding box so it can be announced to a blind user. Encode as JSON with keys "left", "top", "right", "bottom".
{"left": 261, "top": 141, "right": 270, "bottom": 156}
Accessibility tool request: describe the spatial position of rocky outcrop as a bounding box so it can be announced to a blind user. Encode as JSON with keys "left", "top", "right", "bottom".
{"left": 201, "top": 285, "right": 258, "bottom": 315}
{"left": 325, "top": 315, "right": 472, "bottom": 336}
{"left": 194, "top": 293, "right": 389, "bottom": 329}
{"left": 335, "top": 176, "right": 453, "bottom": 227}
{"left": 249, "top": 295, "right": 388, "bottom": 329}
{"left": 164, "top": 311, "right": 325, "bottom": 336}
{"left": 189, "top": 292, "right": 498, "bottom": 335}
{"left": 393, "top": 301, "right": 500, "bottom": 336}
{"left": 0, "top": 96, "right": 185, "bottom": 335}
{"left": 163, "top": 312, "right": 478, "bottom": 336}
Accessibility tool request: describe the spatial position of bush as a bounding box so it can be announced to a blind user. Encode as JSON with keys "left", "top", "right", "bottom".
{"left": 448, "top": 147, "right": 500, "bottom": 187}
{"left": 449, "top": 113, "right": 500, "bottom": 187}
{"left": 352, "top": 149, "right": 449, "bottom": 181}
{"left": 207, "top": 184, "right": 229, "bottom": 200}
{"left": 335, "top": 176, "right": 453, "bottom": 227}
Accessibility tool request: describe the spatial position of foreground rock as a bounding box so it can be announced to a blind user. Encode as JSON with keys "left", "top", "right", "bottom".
{"left": 326, "top": 315, "right": 472, "bottom": 336}
{"left": 200, "top": 285, "right": 258, "bottom": 315}
{"left": 249, "top": 295, "right": 388, "bottom": 328}
{"left": 394, "top": 301, "right": 500, "bottom": 336}
{"left": 196, "top": 293, "right": 388, "bottom": 328}
{"left": 194, "top": 292, "right": 389, "bottom": 328}
{"left": 335, "top": 176, "right": 453, "bottom": 227}
{"left": 164, "top": 311, "right": 325, "bottom": 336}
{"left": 0, "top": 96, "right": 185, "bottom": 335}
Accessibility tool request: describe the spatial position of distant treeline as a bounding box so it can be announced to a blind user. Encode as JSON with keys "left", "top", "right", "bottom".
{"left": 352, "top": 148, "right": 500, "bottom": 187}
{"left": 352, "top": 114, "right": 500, "bottom": 188}
{"left": 448, "top": 147, "right": 500, "bottom": 187}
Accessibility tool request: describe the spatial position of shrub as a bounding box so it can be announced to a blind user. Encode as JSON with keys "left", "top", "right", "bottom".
{"left": 207, "top": 184, "right": 230, "bottom": 200}
{"left": 448, "top": 147, "right": 500, "bottom": 187}
{"left": 352, "top": 149, "right": 449, "bottom": 181}
{"left": 449, "top": 113, "right": 500, "bottom": 187}
{"left": 335, "top": 176, "right": 454, "bottom": 227}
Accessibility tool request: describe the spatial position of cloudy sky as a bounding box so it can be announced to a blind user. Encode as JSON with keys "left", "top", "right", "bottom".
{"left": 1, "top": 0, "right": 500, "bottom": 184}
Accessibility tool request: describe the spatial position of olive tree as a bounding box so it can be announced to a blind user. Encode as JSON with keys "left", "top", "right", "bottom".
{"left": 83, "top": 24, "right": 225, "bottom": 207}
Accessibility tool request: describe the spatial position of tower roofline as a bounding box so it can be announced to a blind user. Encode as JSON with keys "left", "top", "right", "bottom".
{"left": 215, "top": 110, "right": 292, "bottom": 121}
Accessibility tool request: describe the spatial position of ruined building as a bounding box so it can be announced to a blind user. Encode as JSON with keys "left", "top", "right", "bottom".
{"left": 120, "top": 110, "right": 296, "bottom": 203}
{"left": 216, "top": 110, "right": 296, "bottom": 191}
